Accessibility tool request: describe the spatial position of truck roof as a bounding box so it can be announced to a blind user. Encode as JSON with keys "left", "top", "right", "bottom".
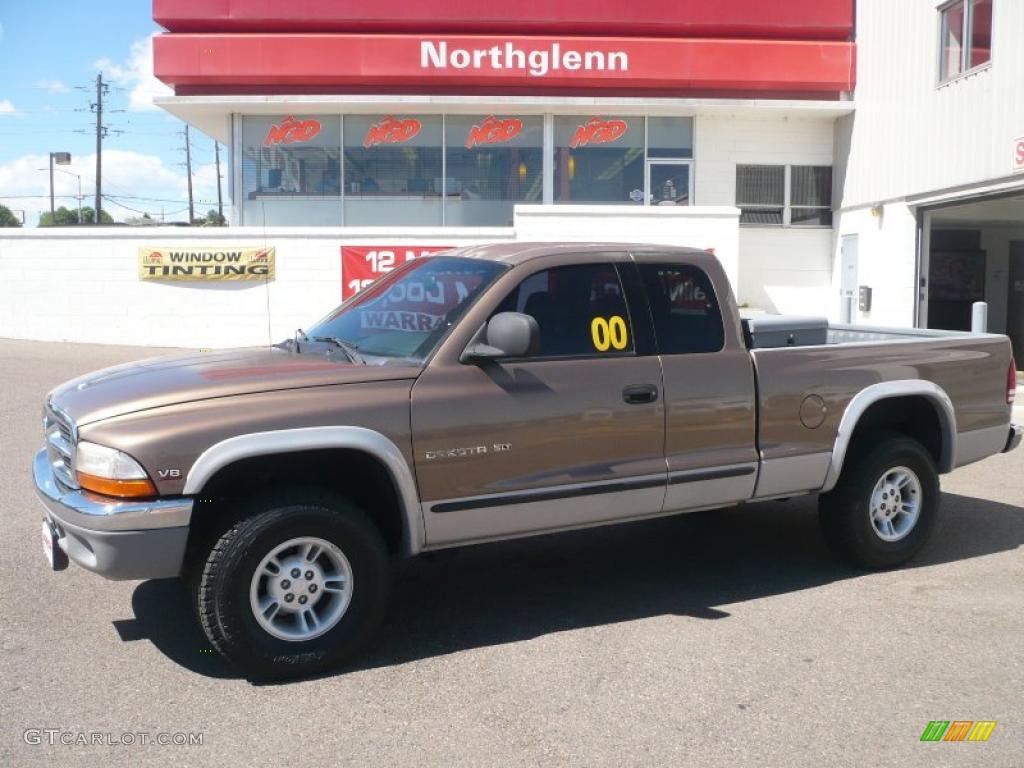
{"left": 445, "top": 241, "right": 716, "bottom": 267}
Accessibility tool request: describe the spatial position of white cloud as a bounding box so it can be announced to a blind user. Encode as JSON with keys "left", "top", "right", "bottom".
{"left": 95, "top": 33, "right": 172, "bottom": 111}
{"left": 0, "top": 100, "right": 17, "bottom": 115}
{"left": 35, "top": 79, "right": 68, "bottom": 94}
{"left": 0, "top": 149, "right": 221, "bottom": 226}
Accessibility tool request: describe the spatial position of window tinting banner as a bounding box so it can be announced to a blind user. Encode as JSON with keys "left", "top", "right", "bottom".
{"left": 138, "top": 246, "right": 275, "bottom": 281}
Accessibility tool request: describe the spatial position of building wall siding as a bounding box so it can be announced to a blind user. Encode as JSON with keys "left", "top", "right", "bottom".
{"left": 840, "top": 0, "right": 1024, "bottom": 209}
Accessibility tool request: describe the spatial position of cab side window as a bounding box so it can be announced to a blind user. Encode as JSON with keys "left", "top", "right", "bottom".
{"left": 638, "top": 263, "right": 725, "bottom": 354}
{"left": 493, "top": 263, "right": 635, "bottom": 357}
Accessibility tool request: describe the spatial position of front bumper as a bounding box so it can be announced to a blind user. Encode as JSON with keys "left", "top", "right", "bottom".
{"left": 1004, "top": 424, "right": 1023, "bottom": 454}
{"left": 33, "top": 449, "right": 192, "bottom": 580}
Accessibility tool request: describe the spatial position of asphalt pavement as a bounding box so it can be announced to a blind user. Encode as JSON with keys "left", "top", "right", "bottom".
{"left": 1, "top": 338, "right": 1022, "bottom": 767}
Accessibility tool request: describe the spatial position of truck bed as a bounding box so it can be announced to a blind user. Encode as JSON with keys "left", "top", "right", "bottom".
{"left": 745, "top": 319, "right": 1013, "bottom": 500}
{"left": 741, "top": 313, "right": 985, "bottom": 349}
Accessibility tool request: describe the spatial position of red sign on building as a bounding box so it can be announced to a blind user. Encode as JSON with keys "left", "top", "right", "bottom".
{"left": 341, "top": 246, "right": 453, "bottom": 299}
{"left": 465, "top": 116, "right": 523, "bottom": 149}
{"left": 569, "top": 117, "right": 628, "bottom": 148}
{"left": 362, "top": 117, "right": 422, "bottom": 148}
{"left": 264, "top": 116, "right": 322, "bottom": 147}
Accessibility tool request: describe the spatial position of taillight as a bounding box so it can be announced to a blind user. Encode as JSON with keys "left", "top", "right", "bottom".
{"left": 1009, "top": 357, "right": 1018, "bottom": 405}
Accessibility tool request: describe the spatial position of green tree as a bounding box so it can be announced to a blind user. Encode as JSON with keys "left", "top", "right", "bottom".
{"left": 197, "top": 209, "right": 227, "bottom": 227}
{"left": 125, "top": 213, "right": 156, "bottom": 226}
{"left": 0, "top": 204, "right": 22, "bottom": 227}
{"left": 39, "top": 206, "right": 114, "bottom": 226}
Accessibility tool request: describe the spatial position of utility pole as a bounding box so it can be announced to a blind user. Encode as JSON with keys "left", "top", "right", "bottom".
{"left": 92, "top": 73, "right": 105, "bottom": 224}
{"left": 214, "top": 141, "right": 224, "bottom": 224}
{"left": 184, "top": 125, "right": 195, "bottom": 224}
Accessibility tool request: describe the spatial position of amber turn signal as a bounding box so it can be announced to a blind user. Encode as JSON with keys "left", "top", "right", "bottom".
{"left": 76, "top": 471, "right": 157, "bottom": 499}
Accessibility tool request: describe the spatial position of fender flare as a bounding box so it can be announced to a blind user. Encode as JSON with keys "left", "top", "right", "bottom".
{"left": 182, "top": 426, "right": 424, "bottom": 556}
{"left": 821, "top": 380, "right": 957, "bottom": 493}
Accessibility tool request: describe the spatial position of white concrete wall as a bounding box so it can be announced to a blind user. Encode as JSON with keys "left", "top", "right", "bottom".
{"left": 695, "top": 113, "right": 836, "bottom": 312}
{"left": 739, "top": 227, "right": 834, "bottom": 315}
{"left": 0, "top": 227, "right": 508, "bottom": 348}
{"left": 0, "top": 205, "right": 740, "bottom": 348}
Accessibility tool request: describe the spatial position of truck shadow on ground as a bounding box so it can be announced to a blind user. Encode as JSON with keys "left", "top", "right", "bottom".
{"left": 121, "top": 491, "right": 1024, "bottom": 681}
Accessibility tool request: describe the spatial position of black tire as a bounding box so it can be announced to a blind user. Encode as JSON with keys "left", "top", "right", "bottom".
{"left": 818, "top": 433, "right": 940, "bottom": 570}
{"left": 195, "top": 488, "right": 390, "bottom": 679}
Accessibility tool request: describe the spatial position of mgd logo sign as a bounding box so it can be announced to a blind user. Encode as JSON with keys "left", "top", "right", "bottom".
{"left": 465, "top": 116, "right": 523, "bottom": 149}
{"left": 363, "top": 117, "right": 422, "bottom": 148}
{"left": 264, "top": 116, "right": 321, "bottom": 148}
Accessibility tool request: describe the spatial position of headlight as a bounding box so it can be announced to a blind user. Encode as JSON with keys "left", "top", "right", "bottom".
{"left": 74, "top": 441, "right": 156, "bottom": 498}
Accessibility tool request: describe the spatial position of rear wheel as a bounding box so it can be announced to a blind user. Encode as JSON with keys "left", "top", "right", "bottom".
{"left": 195, "top": 489, "right": 390, "bottom": 679}
{"left": 819, "top": 434, "right": 940, "bottom": 569}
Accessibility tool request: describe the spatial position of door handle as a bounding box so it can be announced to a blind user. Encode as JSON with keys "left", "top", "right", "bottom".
{"left": 622, "top": 384, "right": 659, "bottom": 405}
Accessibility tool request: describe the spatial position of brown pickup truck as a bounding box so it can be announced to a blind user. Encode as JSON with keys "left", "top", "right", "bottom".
{"left": 35, "top": 243, "right": 1021, "bottom": 678}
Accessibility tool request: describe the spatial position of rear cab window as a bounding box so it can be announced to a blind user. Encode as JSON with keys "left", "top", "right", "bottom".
{"left": 637, "top": 263, "right": 725, "bottom": 354}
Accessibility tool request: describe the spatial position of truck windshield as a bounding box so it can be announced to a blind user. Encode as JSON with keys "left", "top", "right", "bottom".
{"left": 306, "top": 256, "right": 506, "bottom": 361}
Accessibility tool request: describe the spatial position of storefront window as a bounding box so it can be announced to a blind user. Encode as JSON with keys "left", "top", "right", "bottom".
{"left": 553, "top": 116, "right": 644, "bottom": 204}
{"left": 240, "top": 115, "right": 341, "bottom": 226}
{"left": 344, "top": 115, "right": 443, "bottom": 226}
{"left": 444, "top": 115, "right": 543, "bottom": 226}
{"left": 237, "top": 112, "right": 700, "bottom": 225}
{"left": 646, "top": 117, "right": 694, "bottom": 159}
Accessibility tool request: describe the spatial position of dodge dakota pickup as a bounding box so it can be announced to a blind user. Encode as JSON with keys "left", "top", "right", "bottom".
{"left": 34, "top": 243, "right": 1021, "bottom": 677}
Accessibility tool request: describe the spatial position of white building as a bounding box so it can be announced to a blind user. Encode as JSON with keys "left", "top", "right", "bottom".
{"left": 3, "top": 1, "right": 1021, "bottom": 355}
{"left": 150, "top": 0, "right": 855, "bottom": 312}
{"left": 835, "top": 0, "right": 1024, "bottom": 365}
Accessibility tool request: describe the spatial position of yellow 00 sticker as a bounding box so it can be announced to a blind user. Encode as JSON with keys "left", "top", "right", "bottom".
{"left": 591, "top": 316, "right": 629, "bottom": 352}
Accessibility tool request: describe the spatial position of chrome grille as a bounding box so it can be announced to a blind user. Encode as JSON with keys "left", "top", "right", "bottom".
{"left": 43, "top": 405, "right": 78, "bottom": 490}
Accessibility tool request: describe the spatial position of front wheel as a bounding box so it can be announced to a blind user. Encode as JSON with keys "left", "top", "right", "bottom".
{"left": 195, "top": 489, "right": 390, "bottom": 679}
{"left": 819, "top": 434, "right": 940, "bottom": 569}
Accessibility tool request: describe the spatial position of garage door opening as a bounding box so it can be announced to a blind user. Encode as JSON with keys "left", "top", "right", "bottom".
{"left": 921, "top": 192, "right": 1024, "bottom": 363}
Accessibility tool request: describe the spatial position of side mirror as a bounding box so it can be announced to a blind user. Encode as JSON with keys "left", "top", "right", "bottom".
{"left": 461, "top": 312, "right": 540, "bottom": 362}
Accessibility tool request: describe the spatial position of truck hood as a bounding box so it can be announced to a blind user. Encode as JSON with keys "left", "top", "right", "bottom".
{"left": 48, "top": 347, "right": 421, "bottom": 426}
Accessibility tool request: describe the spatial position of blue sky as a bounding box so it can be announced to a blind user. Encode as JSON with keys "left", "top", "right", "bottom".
{"left": 0, "top": 1, "right": 221, "bottom": 225}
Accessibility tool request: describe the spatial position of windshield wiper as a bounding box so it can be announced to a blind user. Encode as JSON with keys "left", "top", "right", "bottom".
{"left": 312, "top": 336, "right": 365, "bottom": 364}
{"left": 273, "top": 328, "right": 308, "bottom": 353}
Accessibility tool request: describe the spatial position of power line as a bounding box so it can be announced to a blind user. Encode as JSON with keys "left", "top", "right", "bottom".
{"left": 102, "top": 195, "right": 189, "bottom": 217}
{"left": 0, "top": 194, "right": 86, "bottom": 200}
{"left": 105, "top": 193, "right": 192, "bottom": 203}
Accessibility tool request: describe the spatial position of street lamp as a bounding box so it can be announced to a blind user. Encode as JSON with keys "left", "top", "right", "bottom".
{"left": 48, "top": 152, "right": 71, "bottom": 220}
{"left": 39, "top": 161, "right": 82, "bottom": 224}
